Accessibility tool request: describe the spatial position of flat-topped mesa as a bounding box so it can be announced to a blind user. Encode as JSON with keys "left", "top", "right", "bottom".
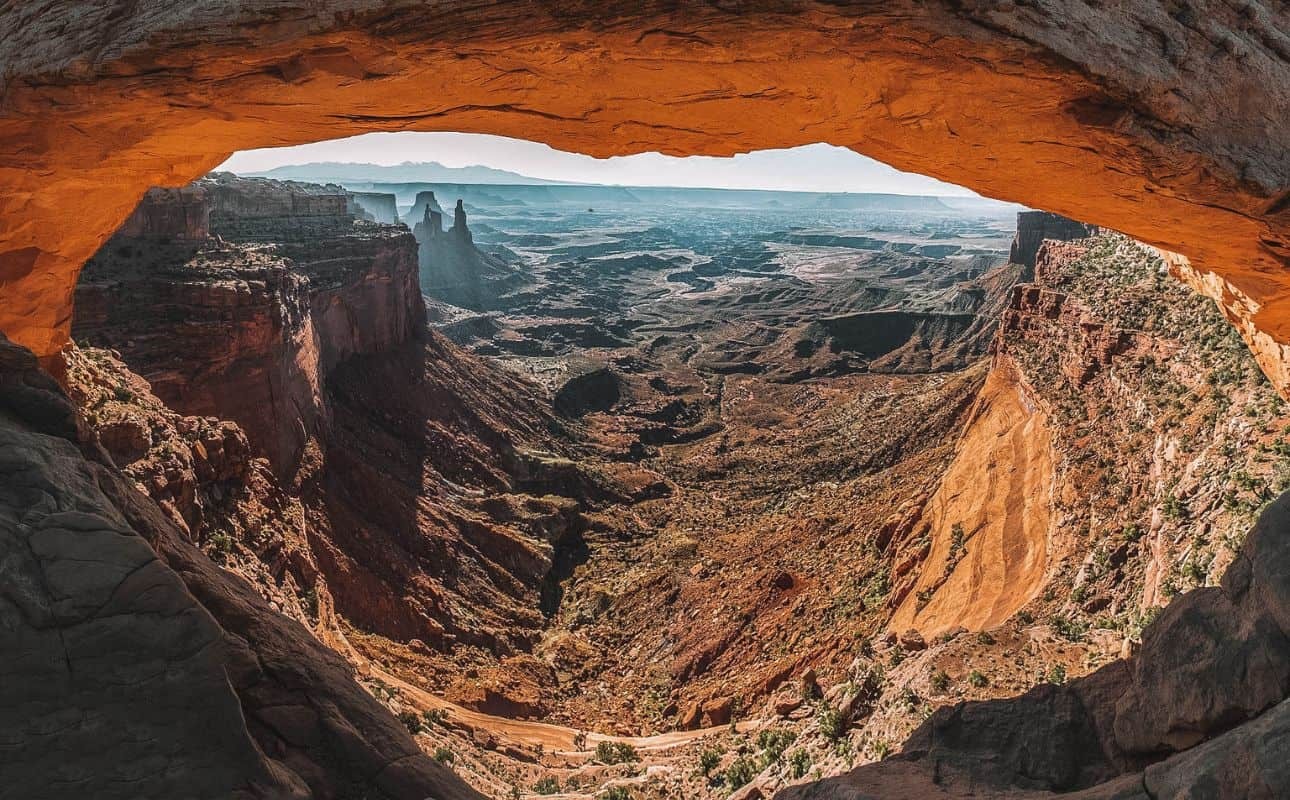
{"left": 197, "top": 171, "right": 357, "bottom": 241}
{"left": 404, "top": 190, "right": 445, "bottom": 227}
{"left": 347, "top": 191, "right": 398, "bottom": 224}
{"left": 74, "top": 173, "right": 422, "bottom": 475}
{"left": 1008, "top": 210, "right": 1099, "bottom": 270}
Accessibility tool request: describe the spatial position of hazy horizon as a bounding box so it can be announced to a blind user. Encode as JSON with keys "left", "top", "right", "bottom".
{"left": 218, "top": 132, "right": 981, "bottom": 197}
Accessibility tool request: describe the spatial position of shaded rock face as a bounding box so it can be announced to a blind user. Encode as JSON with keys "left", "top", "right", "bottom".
{"left": 412, "top": 197, "right": 521, "bottom": 310}
{"left": 0, "top": 2, "right": 1286, "bottom": 388}
{"left": 350, "top": 191, "right": 399, "bottom": 224}
{"left": 73, "top": 173, "right": 423, "bottom": 473}
{"left": 1008, "top": 211, "right": 1098, "bottom": 270}
{"left": 75, "top": 175, "right": 602, "bottom": 658}
{"left": 0, "top": 332, "right": 480, "bottom": 800}
{"left": 404, "top": 190, "right": 445, "bottom": 227}
{"left": 554, "top": 367, "right": 622, "bottom": 418}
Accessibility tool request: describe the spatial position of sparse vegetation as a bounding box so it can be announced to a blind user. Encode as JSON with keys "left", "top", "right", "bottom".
{"left": 699, "top": 747, "right": 722, "bottom": 776}
{"left": 816, "top": 702, "right": 846, "bottom": 741}
{"left": 725, "top": 756, "right": 757, "bottom": 790}
{"left": 533, "top": 777, "right": 560, "bottom": 795}
{"left": 757, "top": 728, "right": 797, "bottom": 763}
{"left": 595, "top": 741, "right": 639, "bottom": 765}
{"left": 397, "top": 710, "right": 422, "bottom": 735}
{"left": 789, "top": 748, "right": 811, "bottom": 779}
{"left": 1046, "top": 664, "right": 1067, "bottom": 685}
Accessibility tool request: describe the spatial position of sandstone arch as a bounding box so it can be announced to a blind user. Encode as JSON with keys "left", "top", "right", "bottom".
{"left": 0, "top": 1, "right": 1287, "bottom": 382}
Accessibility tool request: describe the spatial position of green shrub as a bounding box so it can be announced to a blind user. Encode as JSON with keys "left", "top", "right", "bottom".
{"left": 929, "top": 668, "right": 950, "bottom": 693}
{"left": 725, "top": 757, "right": 757, "bottom": 790}
{"left": 433, "top": 746, "right": 454, "bottom": 764}
{"left": 1050, "top": 614, "right": 1088, "bottom": 642}
{"left": 1047, "top": 664, "right": 1067, "bottom": 685}
{"left": 817, "top": 703, "right": 846, "bottom": 741}
{"left": 595, "top": 741, "right": 639, "bottom": 765}
{"left": 423, "top": 708, "right": 446, "bottom": 727}
{"left": 757, "top": 728, "right": 797, "bottom": 762}
{"left": 789, "top": 748, "right": 811, "bottom": 779}
{"left": 699, "top": 747, "right": 722, "bottom": 776}
{"left": 533, "top": 777, "right": 560, "bottom": 795}
{"left": 397, "top": 710, "right": 422, "bottom": 735}
{"left": 604, "top": 787, "right": 631, "bottom": 800}
{"left": 968, "top": 670, "right": 988, "bottom": 688}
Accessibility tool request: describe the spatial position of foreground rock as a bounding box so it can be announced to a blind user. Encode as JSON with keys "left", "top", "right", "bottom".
{"left": 777, "top": 494, "right": 1290, "bottom": 799}
{"left": 0, "top": 333, "right": 481, "bottom": 800}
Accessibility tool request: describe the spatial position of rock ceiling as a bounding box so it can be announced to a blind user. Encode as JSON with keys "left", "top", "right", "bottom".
{"left": 0, "top": 1, "right": 1286, "bottom": 381}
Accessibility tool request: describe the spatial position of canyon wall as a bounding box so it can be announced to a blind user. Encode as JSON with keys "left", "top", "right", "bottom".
{"left": 888, "top": 220, "right": 1289, "bottom": 643}
{"left": 0, "top": 1, "right": 1286, "bottom": 388}
{"left": 74, "top": 173, "right": 608, "bottom": 666}
{"left": 350, "top": 191, "right": 399, "bottom": 224}
{"left": 778, "top": 227, "right": 1290, "bottom": 800}
{"left": 74, "top": 174, "right": 422, "bottom": 473}
{"left": 0, "top": 333, "right": 480, "bottom": 800}
{"left": 1008, "top": 211, "right": 1098, "bottom": 270}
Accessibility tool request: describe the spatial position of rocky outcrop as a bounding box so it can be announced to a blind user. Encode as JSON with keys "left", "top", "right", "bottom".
{"left": 76, "top": 174, "right": 609, "bottom": 659}
{"left": 73, "top": 174, "right": 423, "bottom": 474}
{"left": 404, "top": 190, "right": 446, "bottom": 227}
{"left": 412, "top": 197, "right": 521, "bottom": 310}
{"left": 116, "top": 185, "right": 210, "bottom": 240}
{"left": 1008, "top": 211, "right": 1098, "bottom": 270}
{"left": 0, "top": 332, "right": 481, "bottom": 800}
{"left": 779, "top": 494, "right": 1290, "bottom": 799}
{"left": 784, "top": 230, "right": 1290, "bottom": 799}
{"left": 64, "top": 345, "right": 328, "bottom": 628}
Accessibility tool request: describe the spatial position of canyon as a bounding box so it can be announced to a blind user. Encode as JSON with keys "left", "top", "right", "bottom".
{"left": 4, "top": 169, "right": 1284, "bottom": 799}
{"left": 2, "top": 3, "right": 1289, "bottom": 798}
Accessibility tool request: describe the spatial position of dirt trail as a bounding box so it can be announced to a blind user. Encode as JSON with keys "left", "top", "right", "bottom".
{"left": 338, "top": 630, "right": 763, "bottom": 757}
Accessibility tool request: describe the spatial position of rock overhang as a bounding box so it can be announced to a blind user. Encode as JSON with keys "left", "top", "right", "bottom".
{"left": 0, "top": 0, "right": 1286, "bottom": 384}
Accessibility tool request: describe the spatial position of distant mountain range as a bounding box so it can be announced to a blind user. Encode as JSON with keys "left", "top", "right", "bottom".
{"left": 251, "top": 161, "right": 569, "bottom": 185}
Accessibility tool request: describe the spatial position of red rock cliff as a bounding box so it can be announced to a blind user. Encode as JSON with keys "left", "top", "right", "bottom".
{"left": 74, "top": 174, "right": 423, "bottom": 474}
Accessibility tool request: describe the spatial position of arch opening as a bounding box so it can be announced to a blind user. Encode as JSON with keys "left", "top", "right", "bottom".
{"left": 3, "top": 3, "right": 1290, "bottom": 799}
{"left": 1, "top": 2, "right": 1287, "bottom": 385}
{"left": 57, "top": 130, "right": 1290, "bottom": 798}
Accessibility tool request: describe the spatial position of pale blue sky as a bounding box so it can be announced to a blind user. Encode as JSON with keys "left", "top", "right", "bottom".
{"left": 218, "top": 132, "right": 978, "bottom": 196}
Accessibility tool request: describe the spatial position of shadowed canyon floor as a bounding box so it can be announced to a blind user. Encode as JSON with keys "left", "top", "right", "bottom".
{"left": 29, "top": 174, "right": 1290, "bottom": 799}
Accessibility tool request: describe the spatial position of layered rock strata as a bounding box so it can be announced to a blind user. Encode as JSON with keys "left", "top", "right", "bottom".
{"left": 74, "top": 173, "right": 422, "bottom": 473}
{"left": 0, "top": 332, "right": 480, "bottom": 800}
{"left": 0, "top": 2, "right": 1286, "bottom": 393}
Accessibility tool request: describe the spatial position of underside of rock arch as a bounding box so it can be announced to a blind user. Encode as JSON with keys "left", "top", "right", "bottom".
{"left": 1, "top": 1, "right": 1288, "bottom": 381}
